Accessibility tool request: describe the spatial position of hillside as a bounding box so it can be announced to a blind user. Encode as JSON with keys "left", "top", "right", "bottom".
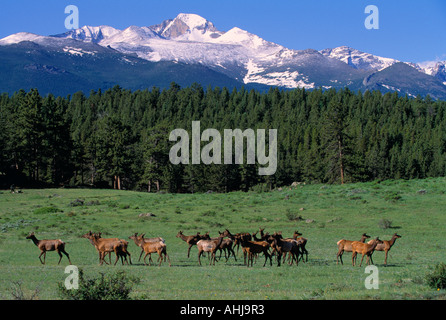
{"left": 1, "top": 178, "right": 445, "bottom": 300}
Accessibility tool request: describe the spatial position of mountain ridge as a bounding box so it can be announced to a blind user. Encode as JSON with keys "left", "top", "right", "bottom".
{"left": 1, "top": 13, "right": 445, "bottom": 99}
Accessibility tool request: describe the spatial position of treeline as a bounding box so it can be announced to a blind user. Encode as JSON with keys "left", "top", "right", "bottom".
{"left": 1, "top": 83, "right": 446, "bottom": 192}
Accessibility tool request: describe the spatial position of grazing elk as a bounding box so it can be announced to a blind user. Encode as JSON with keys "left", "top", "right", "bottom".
{"left": 129, "top": 233, "right": 164, "bottom": 263}
{"left": 270, "top": 232, "right": 303, "bottom": 266}
{"left": 288, "top": 230, "right": 308, "bottom": 263}
{"left": 336, "top": 233, "right": 371, "bottom": 265}
{"left": 131, "top": 233, "right": 171, "bottom": 267}
{"left": 368, "top": 233, "right": 401, "bottom": 265}
{"left": 217, "top": 231, "right": 237, "bottom": 262}
{"left": 176, "top": 231, "right": 204, "bottom": 258}
{"left": 196, "top": 236, "right": 224, "bottom": 266}
{"left": 223, "top": 229, "right": 251, "bottom": 256}
{"left": 238, "top": 234, "right": 272, "bottom": 267}
{"left": 26, "top": 232, "right": 72, "bottom": 265}
{"left": 351, "top": 237, "right": 380, "bottom": 267}
{"left": 82, "top": 231, "right": 131, "bottom": 265}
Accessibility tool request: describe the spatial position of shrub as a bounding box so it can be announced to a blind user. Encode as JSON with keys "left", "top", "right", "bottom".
{"left": 58, "top": 269, "right": 140, "bottom": 300}
{"left": 378, "top": 218, "right": 393, "bottom": 230}
{"left": 285, "top": 209, "right": 303, "bottom": 222}
{"left": 384, "top": 192, "right": 402, "bottom": 203}
{"left": 425, "top": 263, "right": 446, "bottom": 290}
{"left": 33, "top": 206, "right": 63, "bottom": 215}
{"left": 69, "top": 199, "right": 84, "bottom": 207}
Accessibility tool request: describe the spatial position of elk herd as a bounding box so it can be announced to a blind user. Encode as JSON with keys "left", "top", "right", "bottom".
{"left": 25, "top": 228, "right": 401, "bottom": 268}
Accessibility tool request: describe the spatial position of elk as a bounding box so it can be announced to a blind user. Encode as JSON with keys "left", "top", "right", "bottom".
{"left": 223, "top": 229, "right": 251, "bottom": 256}
{"left": 132, "top": 233, "right": 171, "bottom": 267}
{"left": 129, "top": 233, "right": 164, "bottom": 263}
{"left": 82, "top": 231, "right": 108, "bottom": 264}
{"left": 368, "top": 233, "right": 401, "bottom": 265}
{"left": 270, "top": 232, "right": 303, "bottom": 266}
{"left": 289, "top": 230, "right": 308, "bottom": 263}
{"left": 196, "top": 236, "right": 224, "bottom": 266}
{"left": 336, "top": 233, "right": 370, "bottom": 265}
{"left": 176, "top": 231, "right": 204, "bottom": 258}
{"left": 26, "top": 232, "right": 72, "bottom": 265}
{"left": 97, "top": 232, "right": 132, "bottom": 265}
{"left": 351, "top": 237, "right": 380, "bottom": 267}
{"left": 217, "top": 231, "right": 237, "bottom": 262}
{"left": 238, "top": 234, "right": 272, "bottom": 267}
{"left": 82, "top": 231, "right": 130, "bottom": 265}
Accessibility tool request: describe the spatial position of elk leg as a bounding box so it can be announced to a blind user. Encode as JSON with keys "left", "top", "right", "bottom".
{"left": 61, "top": 249, "right": 72, "bottom": 265}
{"left": 158, "top": 252, "right": 163, "bottom": 266}
{"left": 359, "top": 254, "right": 365, "bottom": 267}
{"left": 39, "top": 251, "right": 45, "bottom": 264}
{"left": 125, "top": 250, "right": 132, "bottom": 265}
{"left": 187, "top": 245, "right": 192, "bottom": 258}
{"left": 114, "top": 251, "right": 120, "bottom": 266}
{"left": 143, "top": 252, "right": 150, "bottom": 266}
{"left": 57, "top": 250, "right": 63, "bottom": 264}
{"left": 337, "top": 249, "right": 343, "bottom": 265}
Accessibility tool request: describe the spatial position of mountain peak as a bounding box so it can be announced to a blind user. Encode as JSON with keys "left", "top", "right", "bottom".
{"left": 53, "top": 25, "right": 121, "bottom": 43}
{"left": 320, "top": 46, "right": 398, "bottom": 71}
{"left": 174, "top": 13, "right": 209, "bottom": 30}
{"left": 0, "top": 32, "right": 43, "bottom": 45}
{"left": 154, "top": 13, "right": 220, "bottom": 40}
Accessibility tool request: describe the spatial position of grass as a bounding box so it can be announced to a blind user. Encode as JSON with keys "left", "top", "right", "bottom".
{"left": 0, "top": 178, "right": 446, "bottom": 300}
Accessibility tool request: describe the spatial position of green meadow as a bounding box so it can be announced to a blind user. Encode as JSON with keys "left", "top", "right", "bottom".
{"left": 0, "top": 178, "right": 445, "bottom": 300}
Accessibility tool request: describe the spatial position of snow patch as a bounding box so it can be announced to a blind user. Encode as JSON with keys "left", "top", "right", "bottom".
{"left": 63, "top": 46, "right": 96, "bottom": 56}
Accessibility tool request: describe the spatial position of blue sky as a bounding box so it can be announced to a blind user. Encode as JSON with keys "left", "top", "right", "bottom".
{"left": 0, "top": 0, "right": 445, "bottom": 63}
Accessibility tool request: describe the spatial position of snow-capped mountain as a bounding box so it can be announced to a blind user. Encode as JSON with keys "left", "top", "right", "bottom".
{"left": 1, "top": 13, "right": 446, "bottom": 99}
{"left": 416, "top": 61, "right": 446, "bottom": 85}
{"left": 319, "top": 46, "right": 398, "bottom": 71}
{"left": 53, "top": 13, "right": 288, "bottom": 84}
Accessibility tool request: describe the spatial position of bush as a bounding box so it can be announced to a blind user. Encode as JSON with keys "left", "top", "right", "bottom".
{"left": 378, "top": 218, "right": 393, "bottom": 230}
{"left": 58, "top": 269, "right": 140, "bottom": 300}
{"left": 285, "top": 209, "right": 303, "bottom": 222}
{"left": 69, "top": 199, "right": 84, "bottom": 207}
{"left": 384, "top": 192, "right": 402, "bottom": 203}
{"left": 33, "top": 206, "right": 63, "bottom": 215}
{"left": 425, "top": 263, "right": 446, "bottom": 290}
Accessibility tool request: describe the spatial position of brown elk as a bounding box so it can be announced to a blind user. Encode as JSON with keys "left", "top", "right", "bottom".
{"left": 238, "top": 234, "right": 272, "bottom": 267}
{"left": 217, "top": 231, "right": 237, "bottom": 262}
{"left": 196, "top": 236, "right": 224, "bottom": 266}
{"left": 131, "top": 233, "right": 171, "bottom": 266}
{"left": 26, "top": 232, "right": 72, "bottom": 265}
{"left": 289, "top": 230, "right": 308, "bottom": 263}
{"left": 368, "top": 233, "right": 401, "bottom": 265}
{"left": 270, "top": 232, "right": 302, "bottom": 266}
{"left": 351, "top": 237, "right": 380, "bottom": 267}
{"left": 336, "top": 233, "right": 370, "bottom": 265}
{"left": 82, "top": 231, "right": 130, "bottom": 265}
{"left": 176, "top": 231, "right": 204, "bottom": 258}
{"left": 98, "top": 232, "right": 132, "bottom": 265}
{"left": 223, "top": 229, "right": 251, "bottom": 256}
{"left": 129, "top": 233, "right": 164, "bottom": 263}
